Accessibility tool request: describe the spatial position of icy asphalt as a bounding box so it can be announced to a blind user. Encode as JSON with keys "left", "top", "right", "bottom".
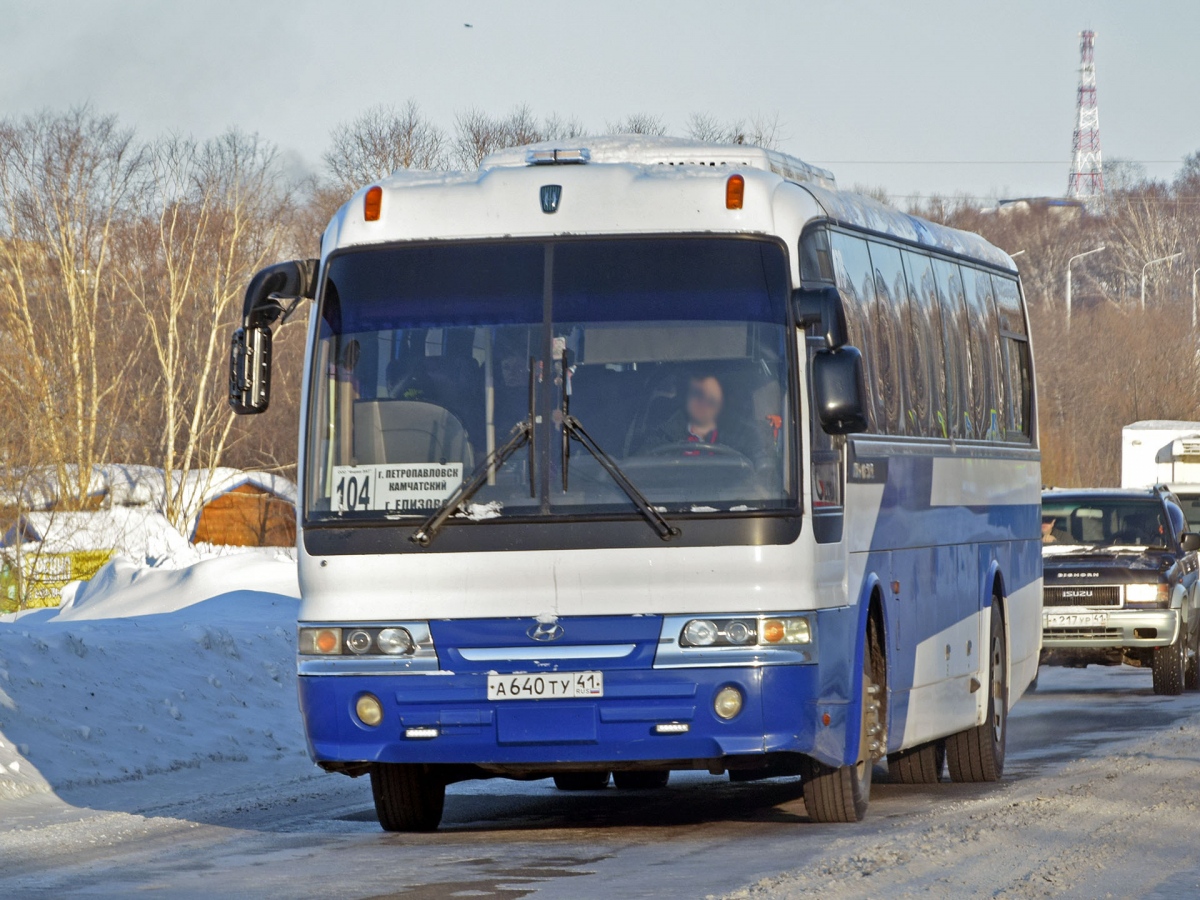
{"left": 3, "top": 665, "right": 1200, "bottom": 899}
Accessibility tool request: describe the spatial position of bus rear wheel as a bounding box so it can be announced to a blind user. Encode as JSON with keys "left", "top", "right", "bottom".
{"left": 612, "top": 770, "right": 670, "bottom": 790}
{"left": 553, "top": 772, "right": 611, "bottom": 791}
{"left": 888, "top": 740, "right": 945, "bottom": 784}
{"left": 803, "top": 619, "right": 884, "bottom": 823}
{"left": 947, "top": 602, "right": 1007, "bottom": 783}
{"left": 370, "top": 763, "right": 446, "bottom": 832}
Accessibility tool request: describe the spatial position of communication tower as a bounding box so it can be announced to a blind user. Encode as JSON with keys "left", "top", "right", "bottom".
{"left": 1067, "top": 30, "right": 1104, "bottom": 203}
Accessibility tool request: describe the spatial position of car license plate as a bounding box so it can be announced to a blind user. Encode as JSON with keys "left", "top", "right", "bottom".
{"left": 1045, "top": 612, "right": 1108, "bottom": 628}
{"left": 487, "top": 671, "right": 603, "bottom": 701}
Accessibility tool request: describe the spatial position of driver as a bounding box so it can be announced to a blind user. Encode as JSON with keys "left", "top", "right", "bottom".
{"left": 642, "top": 372, "right": 771, "bottom": 464}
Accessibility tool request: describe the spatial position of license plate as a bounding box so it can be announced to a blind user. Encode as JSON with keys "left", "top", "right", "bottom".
{"left": 1045, "top": 612, "right": 1108, "bottom": 628}
{"left": 486, "top": 671, "right": 604, "bottom": 701}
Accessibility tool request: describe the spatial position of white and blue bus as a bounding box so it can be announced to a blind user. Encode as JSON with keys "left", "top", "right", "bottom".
{"left": 230, "top": 137, "right": 1041, "bottom": 830}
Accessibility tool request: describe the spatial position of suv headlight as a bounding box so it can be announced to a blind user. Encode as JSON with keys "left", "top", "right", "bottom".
{"left": 1125, "top": 583, "right": 1169, "bottom": 607}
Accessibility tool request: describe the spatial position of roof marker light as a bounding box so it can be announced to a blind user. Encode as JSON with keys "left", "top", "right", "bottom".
{"left": 527, "top": 148, "right": 591, "bottom": 165}
{"left": 364, "top": 185, "right": 383, "bottom": 221}
{"left": 726, "top": 174, "right": 745, "bottom": 210}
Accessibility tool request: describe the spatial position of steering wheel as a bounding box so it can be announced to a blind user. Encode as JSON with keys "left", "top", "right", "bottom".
{"left": 637, "top": 441, "right": 753, "bottom": 467}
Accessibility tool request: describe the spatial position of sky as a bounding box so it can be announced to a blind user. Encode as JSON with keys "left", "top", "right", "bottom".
{"left": 2, "top": 0, "right": 1198, "bottom": 204}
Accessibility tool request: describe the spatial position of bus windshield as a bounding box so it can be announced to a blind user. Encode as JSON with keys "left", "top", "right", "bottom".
{"left": 305, "top": 237, "right": 795, "bottom": 523}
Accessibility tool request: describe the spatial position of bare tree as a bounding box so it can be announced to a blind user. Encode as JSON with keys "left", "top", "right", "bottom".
{"left": 0, "top": 107, "right": 146, "bottom": 509}
{"left": 605, "top": 113, "right": 667, "bottom": 136}
{"left": 324, "top": 101, "right": 447, "bottom": 190}
{"left": 119, "top": 130, "right": 293, "bottom": 530}
{"left": 685, "top": 112, "right": 783, "bottom": 149}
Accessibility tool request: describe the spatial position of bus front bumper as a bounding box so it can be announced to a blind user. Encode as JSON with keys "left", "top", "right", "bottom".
{"left": 298, "top": 664, "right": 851, "bottom": 771}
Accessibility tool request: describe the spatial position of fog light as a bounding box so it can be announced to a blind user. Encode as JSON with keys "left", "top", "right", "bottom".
{"left": 405, "top": 727, "right": 439, "bottom": 739}
{"left": 377, "top": 627, "right": 415, "bottom": 655}
{"left": 714, "top": 686, "right": 743, "bottom": 720}
{"left": 355, "top": 694, "right": 383, "bottom": 727}
{"left": 655, "top": 722, "right": 690, "bottom": 734}
{"left": 683, "top": 619, "right": 719, "bottom": 647}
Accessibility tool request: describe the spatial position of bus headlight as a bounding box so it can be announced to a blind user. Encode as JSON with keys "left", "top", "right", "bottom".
{"left": 683, "top": 619, "right": 720, "bottom": 646}
{"left": 678, "top": 615, "right": 812, "bottom": 648}
{"left": 376, "top": 627, "right": 416, "bottom": 655}
{"left": 346, "top": 630, "right": 373, "bottom": 654}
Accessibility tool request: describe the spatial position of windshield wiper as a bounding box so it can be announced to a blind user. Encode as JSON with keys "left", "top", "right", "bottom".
{"left": 557, "top": 350, "right": 677, "bottom": 541}
{"left": 411, "top": 359, "right": 539, "bottom": 547}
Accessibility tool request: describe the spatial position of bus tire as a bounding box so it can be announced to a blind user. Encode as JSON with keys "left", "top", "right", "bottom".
{"left": 370, "top": 763, "right": 445, "bottom": 832}
{"left": 1152, "top": 628, "right": 1186, "bottom": 696}
{"left": 553, "top": 772, "right": 611, "bottom": 791}
{"left": 803, "top": 618, "right": 883, "bottom": 822}
{"left": 888, "top": 741, "right": 945, "bottom": 785}
{"left": 612, "top": 770, "right": 670, "bottom": 790}
{"left": 947, "top": 602, "right": 1007, "bottom": 783}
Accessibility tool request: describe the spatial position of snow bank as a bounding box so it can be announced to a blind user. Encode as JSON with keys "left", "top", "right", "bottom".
{"left": 0, "top": 552, "right": 303, "bottom": 803}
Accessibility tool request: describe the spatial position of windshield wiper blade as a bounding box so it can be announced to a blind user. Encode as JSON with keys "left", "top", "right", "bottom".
{"left": 410, "top": 419, "right": 532, "bottom": 547}
{"left": 412, "top": 356, "right": 539, "bottom": 547}
{"left": 562, "top": 413, "right": 680, "bottom": 542}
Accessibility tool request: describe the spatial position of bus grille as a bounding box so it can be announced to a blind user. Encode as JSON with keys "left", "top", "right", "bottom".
{"left": 1043, "top": 585, "right": 1122, "bottom": 608}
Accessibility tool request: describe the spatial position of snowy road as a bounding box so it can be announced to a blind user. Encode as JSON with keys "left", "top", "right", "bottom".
{"left": 5, "top": 665, "right": 1200, "bottom": 899}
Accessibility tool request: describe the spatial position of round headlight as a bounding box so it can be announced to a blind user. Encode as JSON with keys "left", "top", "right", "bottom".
{"left": 377, "top": 627, "right": 415, "bottom": 656}
{"left": 346, "top": 630, "right": 373, "bottom": 654}
{"left": 714, "top": 685, "right": 744, "bottom": 720}
{"left": 725, "top": 620, "right": 754, "bottom": 645}
{"left": 683, "top": 619, "right": 719, "bottom": 647}
{"left": 355, "top": 693, "right": 383, "bottom": 727}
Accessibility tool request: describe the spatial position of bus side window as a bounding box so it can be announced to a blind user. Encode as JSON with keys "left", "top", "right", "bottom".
{"left": 961, "top": 266, "right": 1004, "bottom": 441}
{"left": 901, "top": 250, "right": 945, "bottom": 438}
{"left": 865, "top": 241, "right": 907, "bottom": 436}
{"left": 828, "top": 231, "right": 877, "bottom": 432}
{"left": 931, "top": 258, "right": 969, "bottom": 438}
{"left": 799, "top": 227, "right": 834, "bottom": 283}
{"left": 991, "top": 274, "right": 1032, "bottom": 440}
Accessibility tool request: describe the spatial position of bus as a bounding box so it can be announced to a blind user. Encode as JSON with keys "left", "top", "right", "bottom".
{"left": 229, "top": 136, "right": 1042, "bottom": 830}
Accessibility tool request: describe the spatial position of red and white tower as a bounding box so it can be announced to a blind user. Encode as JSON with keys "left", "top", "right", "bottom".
{"left": 1067, "top": 30, "right": 1104, "bottom": 202}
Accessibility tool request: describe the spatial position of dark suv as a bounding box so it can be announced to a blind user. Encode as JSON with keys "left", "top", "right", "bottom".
{"left": 1040, "top": 486, "right": 1200, "bottom": 695}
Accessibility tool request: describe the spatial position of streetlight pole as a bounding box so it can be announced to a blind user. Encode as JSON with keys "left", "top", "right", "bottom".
{"left": 1193, "top": 266, "right": 1200, "bottom": 330}
{"left": 1066, "top": 246, "right": 1106, "bottom": 329}
{"left": 1141, "top": 252, "right": 1183, "bottom": 311}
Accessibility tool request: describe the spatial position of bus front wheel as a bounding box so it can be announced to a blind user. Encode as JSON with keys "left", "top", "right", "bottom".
{"left": 803, "top": 618, "right": 884, "bottom": 823}
{"left": 947, "top": 601, "right": 1007, "bottom": 783}
{"left": 370, "top": 763, "right": 446, "bottom": 832}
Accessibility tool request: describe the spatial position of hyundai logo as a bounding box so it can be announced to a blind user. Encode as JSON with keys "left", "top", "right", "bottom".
{"left": 528, "top": 620, "right": 565, "bottom": 642}
{"left": 540, "top": 184, "right": 562, "bottom": 214}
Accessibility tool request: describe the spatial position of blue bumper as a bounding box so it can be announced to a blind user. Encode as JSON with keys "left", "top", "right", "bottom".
{"left": 299, "top": 663, "right": 853, "bottom": 769}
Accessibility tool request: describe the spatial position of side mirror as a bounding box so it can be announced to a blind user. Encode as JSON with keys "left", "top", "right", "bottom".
{"left": 229, "top": 325, "right": 273, "bottom": 414}
{"left": 812, "top": 346, "right": 869, "bottom": 435}
{"left": 228, "top": 259, "right": 318, "bottom": 416}
{"left": 792, "top": 286, "right": 848, "bottom": 349}
{"left": 1181, "top": 532, "right": 1200, "bottom": 553}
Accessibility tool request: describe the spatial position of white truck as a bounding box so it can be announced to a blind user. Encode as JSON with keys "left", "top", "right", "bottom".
{"left": 1121, "top": 420, "right": 1200, "bottom": 530}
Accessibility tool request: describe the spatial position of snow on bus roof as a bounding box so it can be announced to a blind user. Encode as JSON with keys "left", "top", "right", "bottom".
{"left": 480, "top": 135, "right": 838, "bottom": 189}
{"left": 798, "top": 183, "right": 1017, "bottom": 272}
